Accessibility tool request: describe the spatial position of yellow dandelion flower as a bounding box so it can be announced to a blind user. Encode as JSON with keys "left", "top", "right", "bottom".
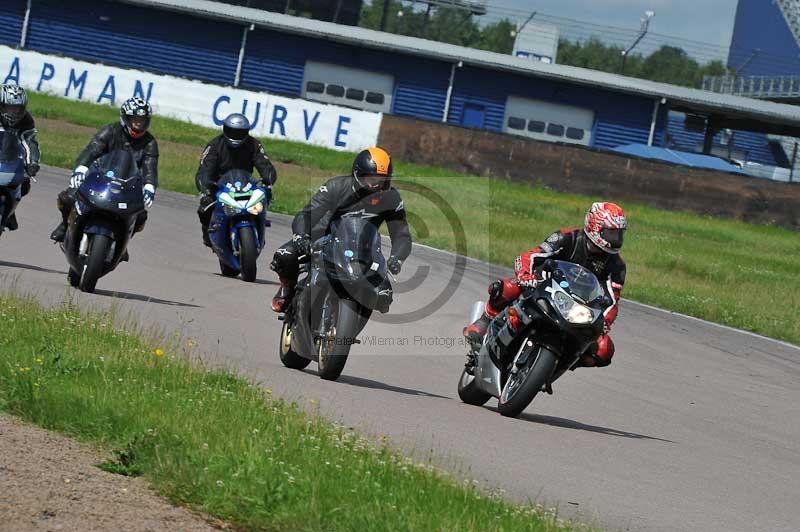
{"left": 264, "top": 389, "right": 273, "bottom": 395}
{"left": 154, "top": 348, "right": 165, "bottom": 358}
{"left": 309, "top": 399, "right": 318, "bottom": 405}
{"left": 187, "top": 340, "right": 196, "bottom": 348}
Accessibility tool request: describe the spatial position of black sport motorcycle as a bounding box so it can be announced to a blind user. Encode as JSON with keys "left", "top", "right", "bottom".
{"left": 458, "top": 260, "right": 612, "bottom": 418}
{"left": 0, "top": 129, "right": 25, "bottom": 238}
{"left": 60, "top": 150, "right": 146, "bottom": 293}
{"left": 278, "top": 214, "right": 392, "bottom": 381}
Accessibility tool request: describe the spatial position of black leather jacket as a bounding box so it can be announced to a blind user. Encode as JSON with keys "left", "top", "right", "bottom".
{"left": 75, "top": 123, "right": 159, "bottom": 187}
{"left": 195, "top": 135, "right": 277, "bottom": 192}
{"left": 292, "top": 175, "right": 412, "bottom": 261}
{"left": 1, "top": 111, "right": 40, "bottom": 169}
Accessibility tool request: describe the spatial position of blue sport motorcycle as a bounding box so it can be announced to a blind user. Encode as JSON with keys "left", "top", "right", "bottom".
{"left": 208, "top": 169, "right": 270, "bottom": 282}
{"left": 0, "top": 129, "right": 25, "bottom": 238}
{"left": 61, "top": 150, "right": 146, "bottom": 292}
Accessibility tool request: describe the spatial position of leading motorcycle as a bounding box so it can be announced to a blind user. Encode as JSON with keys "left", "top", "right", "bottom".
{"left": 277, "top": 213, "right": 391, "bottom": 381}
{"left": 60, "top": 149, "right": 146, "bottom": 293}
{"left": 0, "top": 129, "right": 25, "bottom": 239}
{"left": 458, "top": 260, "right": 612, "bottom": 418}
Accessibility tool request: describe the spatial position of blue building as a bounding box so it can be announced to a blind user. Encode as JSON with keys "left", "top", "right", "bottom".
{"left": 728, "top": 0, "right": 800, "bottom": 77}
{"left": 4, "top": 0, "right": 800, "bottom": 173}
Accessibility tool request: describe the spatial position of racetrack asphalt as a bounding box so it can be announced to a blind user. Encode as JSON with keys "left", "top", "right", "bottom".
{"left": 2, "top": 166, "right": 798, "bottom": 532}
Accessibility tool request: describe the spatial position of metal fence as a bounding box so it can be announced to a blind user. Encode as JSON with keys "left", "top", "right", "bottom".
{"left": 702, "top": 74, "right": 800, "bottom": 99}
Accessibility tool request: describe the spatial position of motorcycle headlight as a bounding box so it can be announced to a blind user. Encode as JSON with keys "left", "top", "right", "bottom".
{"left": 553, "top": 291, "right": 593, "bottom": 324}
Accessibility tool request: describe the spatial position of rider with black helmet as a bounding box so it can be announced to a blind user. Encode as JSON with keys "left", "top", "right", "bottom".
{"left": 50, "top": 97, "right": 158, "bottom": 245}
{"left": 0, "top": 84, "right": 41, "bottom": 231}
{"left": 269, "top": 146, "right": 411, "bottom": 313}
{"left": 194, "top": 113, "right": 277, "bottom": 247}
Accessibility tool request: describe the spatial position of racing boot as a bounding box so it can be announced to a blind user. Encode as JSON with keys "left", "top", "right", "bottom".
{"left": 50, "top": 221, "right": 67, "bottom": 242}
{"left": 4, "top": 213, "right": 18, "bottom": 231}
{"left": 271, "top": 278, "right": 295, "bottom": 313}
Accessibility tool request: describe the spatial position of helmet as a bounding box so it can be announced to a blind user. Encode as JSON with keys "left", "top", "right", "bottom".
{"left": 584, "top": 202, "right": 627, "bottom": 254}
{"left": 120, "top": 97, "right": 152, "bottom": 139}
{"left": 223, "top": 113, "right": 251, "bottom": 148}
{"left": 0, "top": 84, "right": 28, "bottom": 126}
{"left": 352, "top": 147, "right": 393, "bottom": 191}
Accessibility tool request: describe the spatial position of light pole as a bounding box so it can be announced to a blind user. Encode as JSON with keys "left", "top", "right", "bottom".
{"left": 620, "top": 10, "right": 654, "bottom": 75}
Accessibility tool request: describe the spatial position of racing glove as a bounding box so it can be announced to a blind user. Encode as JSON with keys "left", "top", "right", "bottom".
{"left": 27, "top": 161, "right": 40, "bottom": 177}
{"left": 69, "top": 165, "right": 89, "bottom": 189}
{"left": 292, "top": 233, "right": 312, "bottom": 258}
{"left": 143, "top": 184, "right": 156, "bottom": 209}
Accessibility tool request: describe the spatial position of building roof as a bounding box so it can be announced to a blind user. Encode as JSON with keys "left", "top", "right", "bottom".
{"left": 122, "top": 0, "right": 800, "bottom": 135}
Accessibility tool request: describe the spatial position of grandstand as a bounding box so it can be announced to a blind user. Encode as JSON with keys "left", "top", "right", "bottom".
{"left": 3, "top": 0, "right": 800, "bottom": 181}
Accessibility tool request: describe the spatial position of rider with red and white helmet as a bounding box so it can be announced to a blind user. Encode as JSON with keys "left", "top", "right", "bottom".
{"left": 464, "top": 201, "right": 628, "bottom": 368}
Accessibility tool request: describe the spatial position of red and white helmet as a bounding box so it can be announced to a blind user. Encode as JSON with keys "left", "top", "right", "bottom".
{"left": 584, "top": 202, "right": 627, "bottom": 254}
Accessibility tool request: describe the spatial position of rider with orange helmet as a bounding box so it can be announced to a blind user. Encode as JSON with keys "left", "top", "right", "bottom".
{"left": 269, "top": 147, "right": 411, "bottom": 313}
{"left": 464, "top": 202, "right": 627, "bottom": 368}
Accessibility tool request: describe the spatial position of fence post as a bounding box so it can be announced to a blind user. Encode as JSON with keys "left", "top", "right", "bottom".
{"left": 19, "top": 0, "right": 32, "bottom": 49}
{"left": 233, "top": 24, "right": 254, "bottom": 88}
{"left": 790, "top": 142, "right": 798, "bottom": 183}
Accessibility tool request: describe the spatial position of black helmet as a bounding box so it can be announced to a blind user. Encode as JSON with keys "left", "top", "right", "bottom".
{"left": 223, "top": 113, "right": 250, "bottom": 148}
{"left": 0, "top": 84, "right": 28, "bottom": 126}
{"left": 120, "top": 97, "right": 152, "bottom": 139}
{"left": 352, "top": 147, "right": 393, "bottom": 191}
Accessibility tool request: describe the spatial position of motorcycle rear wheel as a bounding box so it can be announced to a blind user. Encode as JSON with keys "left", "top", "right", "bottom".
{"left": 279, "top": 319, "right": 310, "bottom": 370}
{"left": 457, "top": 367, "right": 492, "bottom": 406}
{"left": 497, "top": 345, "right": 557, "bottom": 418}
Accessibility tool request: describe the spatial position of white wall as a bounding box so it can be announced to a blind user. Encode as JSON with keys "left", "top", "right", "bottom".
{"left": 0, "top": 46, "right": 382, "bottom": 152}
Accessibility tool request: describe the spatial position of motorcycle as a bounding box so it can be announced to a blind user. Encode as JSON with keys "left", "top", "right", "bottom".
{"left": 208, "top": 169, "right": 269, "bottom": 282}
{"left": 0, "top": 129, "right": 25, "bottom": 238}
{"left": 61, "top": 149, "right": 146, "bottom": 293}
{"left": 278, "top": 213, "right": 391, "bottom": 381}
{"left": 458, "top": 260, "right": 612, "bottom": 418}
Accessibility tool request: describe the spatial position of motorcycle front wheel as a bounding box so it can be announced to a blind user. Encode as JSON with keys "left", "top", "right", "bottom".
{"left": 279, "top": 318, "right": 310, "bottom": 370}
{"left": 238, "top": 227, "right": 258, "bottom": 282}
{"left": 497, "top": 345, "right": 557, "bottom": 418}
{"left": 317, "top": 298, "right": 361, "bottom": 381}
{"left": 80, "top": 234, "right": 111, "bottom": 293}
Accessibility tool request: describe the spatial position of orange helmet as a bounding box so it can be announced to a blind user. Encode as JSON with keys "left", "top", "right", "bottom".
{"left": 584, "top": 202, "right": 627, "bottom": 254}
{"left": 352, "top": 147, "right": 393, "bottom": 191}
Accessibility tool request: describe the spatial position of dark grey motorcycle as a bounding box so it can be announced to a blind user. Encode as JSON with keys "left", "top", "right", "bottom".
{"left": 278, "top": 214, "right": 390, "bottom": 381}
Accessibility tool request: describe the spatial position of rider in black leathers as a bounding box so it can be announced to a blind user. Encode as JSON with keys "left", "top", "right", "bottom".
{"left": 270, "top": 147, "right": 411, "bottom": 313}
{"left": 194, "top": 113, "right": 277, "bottom": 247}
{"left": 50, "top": 97, "right": 158, "bottom": 244}
{"left": 0, "top": 84, "right": 41, "bottom": 231}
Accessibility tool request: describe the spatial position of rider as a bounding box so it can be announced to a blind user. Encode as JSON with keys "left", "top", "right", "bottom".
{"left": 463, "top": 202, "right": 627, "bottom": 368}
{"left": 194, "top": 113, "right": 277, "bottom": 247}
{"left": 270, "top": 147, "right": 411, "bottom": 313}
{"left": 50, "top": 97, "right": 158, "bottom": 245}
{"left": 0, "top": 84, "right": 40, "bottom": 231}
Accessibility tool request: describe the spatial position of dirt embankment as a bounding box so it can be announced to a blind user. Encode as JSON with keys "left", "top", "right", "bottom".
{"left": 0, "top": 415, "right": 223, "bottom": 532}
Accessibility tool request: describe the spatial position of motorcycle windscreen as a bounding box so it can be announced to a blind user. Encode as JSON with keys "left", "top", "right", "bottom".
{"left": 218, "top": 169, "right": 257, "bottom": 191}
{"left": 0, "top": 130, "right": 24, "bottom": 187}
{"left": 553, "top": 260, "right": 605, "bottom": 306}
{"left": 82, "top": 150, "right": 145, "bottom": 212}
{"left": 327, "top": 216, "right": 386, "bottom": 281}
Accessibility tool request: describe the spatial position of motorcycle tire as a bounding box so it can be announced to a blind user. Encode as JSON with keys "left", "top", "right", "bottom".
{"left": 67, "top": 268, "right": 80, "bottom": 288}
{"left": 279, "top": 319, "right": 310, "bottom": 370}
{"left": 317, "top": 298, "right": 360, "bottom": 381}
{"left": 457, "top": 367, "right": 492, "bottom": 406}
{"left": 497, "top": 345, "right": 558, "bottom": 418}
{"left": 238, "top": 227, "right": 258, "bottom": 282}
{"left": 80, "top": 234, "right": 111, "bottom": 293}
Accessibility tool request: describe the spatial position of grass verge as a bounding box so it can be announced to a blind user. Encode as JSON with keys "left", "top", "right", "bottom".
{"left": 29, "top": 93, "right": 800, "bottom": 345}
{"left": 0, "top": 293, "right": 583, "bottom": 532}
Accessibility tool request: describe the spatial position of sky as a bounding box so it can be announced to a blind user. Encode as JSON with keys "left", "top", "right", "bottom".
{"left": 479, "top": 0, "right": 740, "bottom": 61}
